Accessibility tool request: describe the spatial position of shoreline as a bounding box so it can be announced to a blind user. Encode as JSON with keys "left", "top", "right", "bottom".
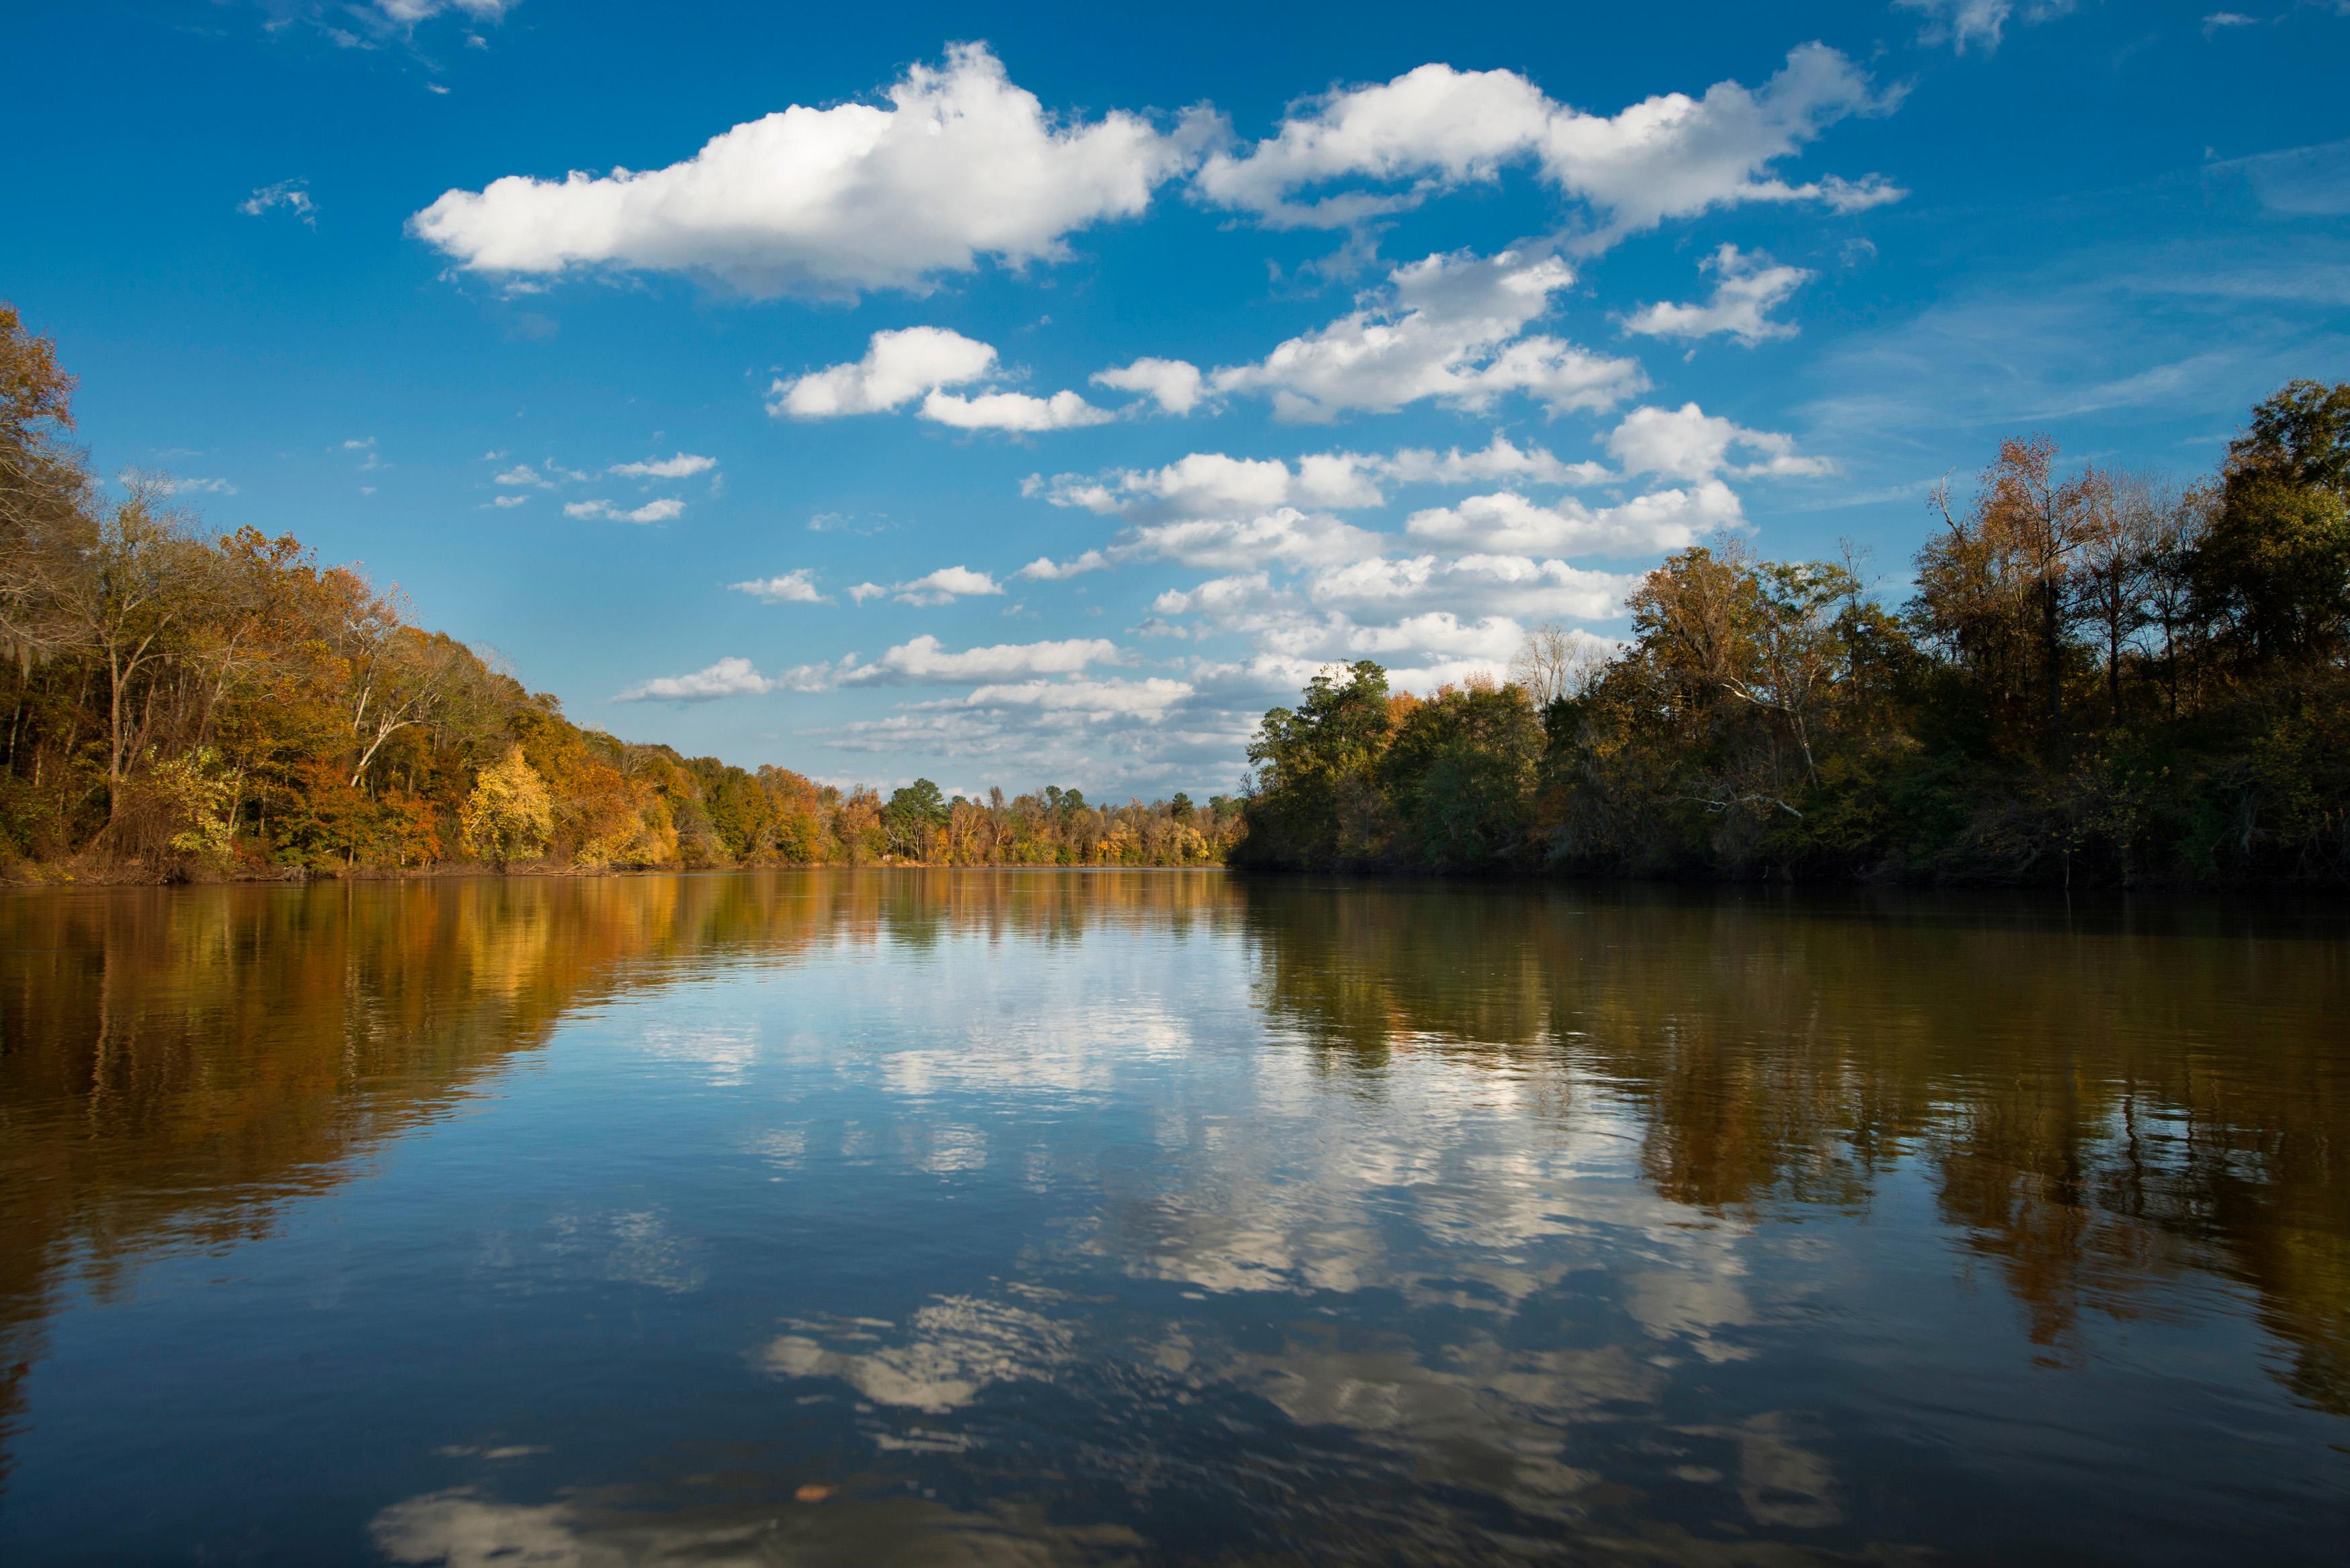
{"left": 0, "top": 857, "right": 1235, "bottom": 887}
{"left": 6, "top": 856, "right": 2341, "bottom": 896}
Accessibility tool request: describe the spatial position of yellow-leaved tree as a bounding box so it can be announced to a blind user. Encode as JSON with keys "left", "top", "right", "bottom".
{"left": 459, "top": 746, "right": 553, "bottom": 866}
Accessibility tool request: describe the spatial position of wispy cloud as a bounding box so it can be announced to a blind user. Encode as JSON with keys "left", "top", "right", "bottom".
{"left": 1894, "top": 0, "right": 2077, "bottom": 56}
{"left": 2206, "top": 138, "right": 2350, "bottom": 216}
{"left": 126, "top": 471, "right": 238, "bottom": 497}
{"left": 239, "top": 179, "right": 316, "bottom": 226}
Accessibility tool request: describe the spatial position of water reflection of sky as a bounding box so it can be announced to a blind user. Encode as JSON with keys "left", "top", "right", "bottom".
{"left": 1, "top": 873, "right": 2345, "bottom": 1565}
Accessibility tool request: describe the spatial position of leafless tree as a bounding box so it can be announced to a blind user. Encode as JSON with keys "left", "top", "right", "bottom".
{"left": 1507, "top": 622, "right": 1613, "bottom": 708}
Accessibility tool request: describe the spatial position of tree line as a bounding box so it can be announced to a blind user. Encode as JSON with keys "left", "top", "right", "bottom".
{"left": 0, "top": 305, "right": 1237, "bottom": 877}
{"left": 1238, "top": 380, "right": 2350, "bottom": 887}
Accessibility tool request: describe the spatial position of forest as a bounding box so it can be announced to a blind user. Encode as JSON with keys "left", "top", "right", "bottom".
{"left": 0, "top": 305, "right": 1239, "bottom": 879}
{"left": 1237, "top": 380, "right": 2350, "bottom": 887}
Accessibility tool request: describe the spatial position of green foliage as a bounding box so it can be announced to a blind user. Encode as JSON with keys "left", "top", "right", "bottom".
{"left": 122, "top": 746, "right": 239, "bottom": 869}
{"left": 1236, "top": 660, "right": 1394, "bottom": 868}
{"left": 882, "top": 778, "right": 950, "bottom": 858}
{"left": 2197, "top": 474, "right": 2350, "bottom": 662}
{"left": 2235, "top": 378, "right": 2350, "bottom": 494}
{"left": 1382, "top": 681, "right": 1542, "bottom": 869}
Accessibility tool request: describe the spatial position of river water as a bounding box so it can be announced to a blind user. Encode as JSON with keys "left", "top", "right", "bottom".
{"left": 1, "top": 871, "right": 2344, "bottom": 1564}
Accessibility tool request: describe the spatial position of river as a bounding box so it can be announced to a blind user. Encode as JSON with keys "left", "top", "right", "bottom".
{"left": 1, "top": 871, "right": 2344, "bottom": 1563}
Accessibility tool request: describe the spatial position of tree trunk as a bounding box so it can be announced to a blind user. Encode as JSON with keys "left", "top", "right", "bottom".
{"left": 107, "top": 645, "right": 126, "bottom": 820}
{"left": 2106, "top": 615, "right": 2122, "bottom": 724}
{"left": 2163, "top": 609, "right": 2179, "bottom": 721}
{"left": 2040, "top": 577, "right": 2064, "bottom": 742}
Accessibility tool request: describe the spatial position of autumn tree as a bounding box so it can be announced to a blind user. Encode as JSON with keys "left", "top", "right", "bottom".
{"left": 45, "top": 481, "right": 211, "bottom": 818}
{"left": 0, "top": 301, "right": 81, "bottom": 564}
{"left": 459, "top": 746, "right": 553, "bottom": 865}
{"left": 1913, "top": 437, "right": 2102, "bottom": 747}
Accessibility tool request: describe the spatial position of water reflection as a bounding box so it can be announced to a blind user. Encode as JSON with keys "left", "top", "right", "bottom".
{"left": 0, "top": 872, "right": 2344, "bottom": 1563}
{"left": 0, "top": 871, "right": 1235, "bottom": 1496}
{"left": 1245, "top": 881, "right": 2350, "bottom": 1406}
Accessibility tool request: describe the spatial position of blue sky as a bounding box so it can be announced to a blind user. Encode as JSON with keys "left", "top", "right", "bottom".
{"left": 5, "top": 1, "right": 2345, "bottom": 798}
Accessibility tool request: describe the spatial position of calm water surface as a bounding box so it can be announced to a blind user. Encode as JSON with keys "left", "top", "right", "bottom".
{"left": 1, "top": 871, "right": 2345, "bottom": 1564}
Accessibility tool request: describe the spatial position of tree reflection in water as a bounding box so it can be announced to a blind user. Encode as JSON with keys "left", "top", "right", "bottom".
{"left": 0, "top": 871, "right": 2343, "bottom": 1563}
{"left": 1241, "top": 879, "right": 2350, "bottom": 1412}
{"left": 0, "top": 871, "right": 1239, "bottom": 1497}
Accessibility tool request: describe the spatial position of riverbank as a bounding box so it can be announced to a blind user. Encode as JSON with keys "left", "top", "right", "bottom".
{"left": 0, "top": 853, "right": 1236, "bottom": 886}
{"left": 14, "top": 850, "right": 2344, "bottom": 893}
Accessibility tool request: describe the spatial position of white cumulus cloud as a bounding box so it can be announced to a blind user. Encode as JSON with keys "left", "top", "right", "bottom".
{"left": 565, "top": 497, "right": 686, "bottom": 524}
{"left": 610, "top": 452, "right": 718, "bottom": 479}
{"left": 771, "top": 327, "right": 999, "bottom": 418}
{"left": 1194, "top": 46, "right": 1901, "bottom": 246}
{"left": 1090, "top": 357, "right": 1208, "bottom": 414}
{"left": 886, "top": 565, "right": 1005, "bottom": 605}
{"left": 1374, "top": 433, "right": 1612, "bottom": 487}
{"left": 729, "top": 569, "right": 828, "bottom": 603}
{"left": 1127, "top": 507, "right": 1387, "bottom": 570}
{"left": 1604, "top": 403, "right": 1833, "bottom": 482}
{"left": 1015, "top": 550, "right": 1111, "bottom": 581}
{"left": 918, "top": 388, "right": 1111, "bottom": 432}
{"left": 1340, "top": 610, "right": 1529, "bottom": 663}
{"left": 789, "top": 634, "right": 1123, "bottom": 690}
{"left": 1305, "top": 553, "right": 1635, "bottom": 622}
{"left": 858, "top": 633, "right": 1116, "bottom": 681}
{"left": 1620, "top": 244, "right": 1814, "bottom": 346}
{"left": 1209, "top": 248, "right": 1646, "bottom": 421}
{"left": 951, "top": 676, "right": 1193, "bottom": 718}
{"left": 1152, "top": 572, "right": 1274, "bottom": 616}
{"left": 773, "top": 328, "right": 1107, "bottom": 432}
{"left": 1042, "top": 450, "right": 1384, "bottom": 519}
{"left": 612, "top": 656, "right": 773, "bottom": 704}
{"left": 410, "top": 44, "right": 1211, "bottom": 297}
{"left": 1037, "top": 434, "right": 1606, "bottom": 530}
{"left": 1405, "top": 483, "right": 1745, "bottom": 556}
